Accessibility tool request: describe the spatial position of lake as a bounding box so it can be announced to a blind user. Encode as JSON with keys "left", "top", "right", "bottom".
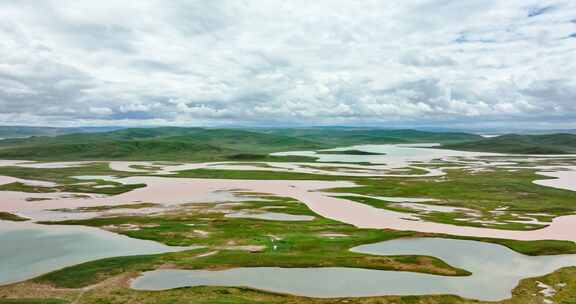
{"left": 131, "top": 238, "right": 576, "bottom": 301}
{"left": 0, "top": 221, "right": 195, "bottom": 286}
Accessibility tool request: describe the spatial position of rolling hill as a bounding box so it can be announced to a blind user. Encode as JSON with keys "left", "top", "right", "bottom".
{"left": 255, "top": 128, "right": 483, "bottom": 146}
{"left": 442, "top": 134, "right": 576, "bottom": 154}
{"left": 0, "top": 128, "right": 324, "bottom": 161}
{"left": 0, "top": 126, "right": 121, "bottom": 139}
{"left": 0, "top": 127, "right": 485, "bottom": 161}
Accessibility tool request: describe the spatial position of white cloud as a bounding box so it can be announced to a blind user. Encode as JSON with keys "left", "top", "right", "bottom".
{"left": 0, "top": 0, "right": 575, "bottom": 128}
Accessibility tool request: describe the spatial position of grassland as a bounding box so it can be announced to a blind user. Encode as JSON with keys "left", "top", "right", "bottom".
{"left": 169, "top": 168, "right": 345, "bottom": 180}
{"left": 2, "top": 132, "right": 576, "bottom": 303}
{"left": 50, "top": 203, "right": 159, "bottom": 212}
{"left": 26, "top": 188, "right": 575, "bottom": 301}
{"left": 0, "top": 163, "right": 127, "bottom": 184}
{"left": 0, "top": 300, "right": 67, "bottom": 304}
{"left": 161, "top": 165, "right": 576, "bottom": 233}
{"left": 0, "top": 128, "right": 324, "bottom": 161}
{"left": 0, "top": 171, "right": 575, "bottom": 302}
{"left": 328, "top": 167, "right": 576, "bottom": 218}
{"left": 0, "top": 212, "right": 28, "bottom": 221}
{"left": 2, "top": 161, "right": 576, "bottom": 255}
{"left": 336, "top": 195, "right": 549, "bottom": 231}
{"left": 36, "top": 195, "right": 469, "bottom": 290}
{"left": 0, "top": 127, "right": 483, "bottom": 161}
{"left": 0, "top": 125, "right": 120, "bottom": 139}
{"left": 0, "top": 163, "right": 144, "bottom": 195}
{"left": 258, "top": 128, "right": 483, "bottom": 146}
{"left": 443, "top": 236, "right": 576, "bottom": 256}
{"left": 2, "top": 266, "right": 574, "bottom": 304}
{"left": 316, "top": 150, "right": 386, "bottom": 155}
{"left": 443, "top": 133, "right": 576, "bottom": 154}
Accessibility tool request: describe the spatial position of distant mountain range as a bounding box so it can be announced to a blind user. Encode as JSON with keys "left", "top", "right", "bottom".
{"left": 0, "top": 126, "right": 122, "bottom": 139}
{"left": 0, "top": 126, "right": 574, "bottom": 160}
{"left": 0, "top": 127, "right": 481, "bottom": 161}
{"left": 255, "top": 128, "right": 481, "bottom": 146}
{"left": 443, "top": 134, "right": 576, "bottom": 154}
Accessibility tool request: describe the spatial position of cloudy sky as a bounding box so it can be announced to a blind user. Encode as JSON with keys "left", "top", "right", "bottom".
{"left": 1, "top": 0, "right": 575, "bottom": 128}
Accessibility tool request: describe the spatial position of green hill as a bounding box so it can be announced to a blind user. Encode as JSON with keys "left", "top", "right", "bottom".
{"left": 0, "top": 127, "right": 484, "bottom": 161}
{"left": 256, "top": 128, "right": 482, "bottom": 146}
{"left": 442, "top": 134, "right": 576, "bottom": 154}
{"left": 0, "top": 128, "right": 324, "bottom": 161}
{"left": 0, "top": 126, "right": 120, "bottom": 139}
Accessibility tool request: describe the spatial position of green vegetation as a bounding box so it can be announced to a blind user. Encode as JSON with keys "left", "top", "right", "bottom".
{"left": 2, "top": 161, "right": 575, "bottom": 253}
{"left": 258, "top": 128, "right": 483, "bottom": 146}
{"left": 333, "top": 195, "right": 417, "bottom": 214}
{"left": 0, "top": 212, "right": 28, "bottom": 222}
{"left": 454, "top": 237, "right": 576, "bottom": 256}
{"left": 0, "top": 127, "right": 482, "bottom": 161}
{"left": 32, "top": 192, "right": 575, "bottom": 298}
{"left": 0, "top": 300, "right": 68, "bottom": 304}
{"left": 1, "top": 161, "right": 575, "bottom": 254}
{"left": 36, "top": 196, "right": 470, "bottom": 289}
{"left": 504, "top": 266, "right": 576, "bottom": 304}
{"left": 0, "top": 125, "right": 119, "bottom": 139}
{"left": 224, "top": 154, "right": 316, "bottom": 162}
{"left": 170, "top": 168, "right": 344, "bottom": 180}
{"left": 0, "top": 162, "right": 124, "bottom": 183}
{"left": 0, "top": 163, "right": 144, "bottom": 195}
{"left": 421, "top": 211, "right": 546, "bottom": 231}
{"left": 338, "top": 193, "right": 549, "bottom": 231}
{"left": 329, "top": 197, "right": 576, "bottom": 255}
{"left": 4, "top": 267, "right": 576, "bottom": 304}
{"left": 0, "top": 181, "right": 145, "bottom": 196}
{"left": 0, "top": 128, "right": 323, "bottom": 161}
{"left": 443, "top": 133, "right": 576, "bottom": 154}
{"left": 36, "top": 255, "right": 161, "bottom": 289}
{"left": 329, "top": 168, "right": 576, "bottom": 217}
{"left": 2, "top": 128, "right": 576, "bottom": 303}
{"left": 51, "top": 203, "right": 159, "bottom": 212}
{"left": 316, "top": 149, "right": 385, "bottom": 155}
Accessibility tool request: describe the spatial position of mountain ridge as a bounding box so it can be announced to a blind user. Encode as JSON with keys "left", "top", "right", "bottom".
{"left": 442, "top": 133, "right": 576, "bottom": 154}
{"left": 0, "top": 127, "right": 482, "bottom": 161}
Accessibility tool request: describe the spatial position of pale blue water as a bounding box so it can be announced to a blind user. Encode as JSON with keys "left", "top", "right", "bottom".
{"left": 0, "top": 221, "right": 195, "bottom": 285}
{"left": 272, "top": 144, "right": 488, "bottom": 164}
{"left": 131, "top": 238, "right": 576, "bottom": 301}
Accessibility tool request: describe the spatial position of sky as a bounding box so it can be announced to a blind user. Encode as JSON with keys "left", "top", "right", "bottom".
{"left": 0, "top": 0, "right": 575, "bottom": 129}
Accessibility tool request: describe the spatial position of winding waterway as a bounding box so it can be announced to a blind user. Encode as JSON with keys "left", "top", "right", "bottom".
{"left": 1, "top": 144, "right": 576, "bottom": 292}
{"left": 131, "top": 238, "right": 576, "bottom": 301}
